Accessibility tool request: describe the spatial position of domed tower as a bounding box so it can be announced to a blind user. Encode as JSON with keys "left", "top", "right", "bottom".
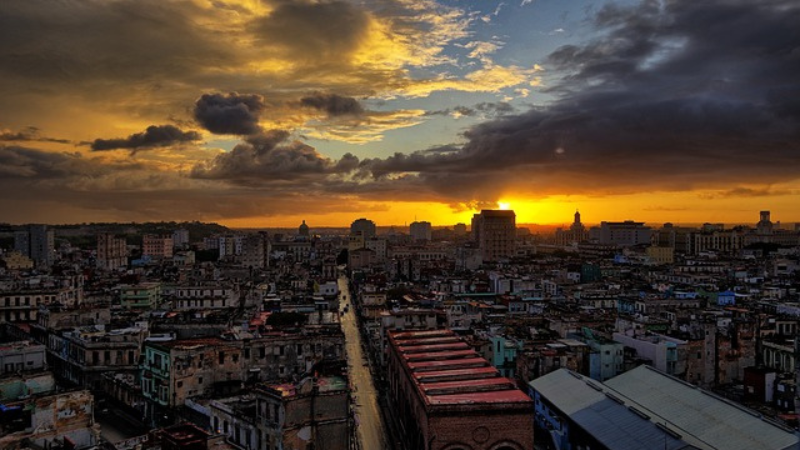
{"left": 299, "top": 220, "right": 310, "bottom": 237}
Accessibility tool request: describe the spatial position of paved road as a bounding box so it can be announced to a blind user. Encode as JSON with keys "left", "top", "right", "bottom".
{"left": 96, "top": 407, "right": 148, "bottom": 444}
{"left": 339, "top": 276, "right": 389, "bottom": 450}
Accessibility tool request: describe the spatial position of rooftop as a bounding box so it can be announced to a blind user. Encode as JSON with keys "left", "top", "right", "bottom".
{"left": 605, "top": 365, "right": 799, "bottom": 450}
{"left": 389, "top": 329, "right": 531, "bottom": 410}
{"left": 531, "top": 366, "right": 800, "bottom": 450}
{"left": 530, "top": 369, "right": 693, "bottom": 450}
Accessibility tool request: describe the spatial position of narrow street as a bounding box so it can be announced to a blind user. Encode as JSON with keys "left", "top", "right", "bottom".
{"left": 339, "top": 276, "right": 389, "bottom": 450}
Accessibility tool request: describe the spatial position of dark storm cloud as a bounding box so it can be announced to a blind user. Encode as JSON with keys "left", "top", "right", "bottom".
{"left": 424, "top": 102, "right": 514, "bottom": 118}
{"left": 251, "top": 0, "right": 370, "bottom": 64}
{"left": 301, "top": 93, "right": 364, "bottom": 116}
{"left": 0, "top": 144, "right": 377, "bottom": 223}
{"left": 91, "top": 125, "right": 201, "bottom": 152}
{"left": 190, "top": 130, "right": 359, "bottom": 184}
{"left": 194, "top": 93, "right": 266, "bottom": 136}
{"left": 0, "top": 0, "right": 234, "bottom": 85}
{"left": 0, "top": 145, "right": 138, "bottom": 179}
{"left": 357, "top": 0, "right": 800, "bottom": 200}
{"left": 0, "top": 126, "right": 71, "bottom": 144}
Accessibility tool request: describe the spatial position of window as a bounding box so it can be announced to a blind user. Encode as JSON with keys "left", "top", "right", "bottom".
{"left": 244, "top": 348, "right": 250, "bottom": 359}
{"left": 259, "top": 347, "right": 266, "bottom": 358}
{"left": 219, "top": 352, "right": 225, "bottom": 364}
{"left": 177, "top": 381, "right": 183, "bottom": 388}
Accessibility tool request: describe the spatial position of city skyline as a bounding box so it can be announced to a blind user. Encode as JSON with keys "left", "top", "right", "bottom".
{"left": 1, "top": 0, "right": 799, "bottom": 227}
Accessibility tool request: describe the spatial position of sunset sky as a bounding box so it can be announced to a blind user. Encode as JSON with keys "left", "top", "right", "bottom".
{"left": 1, "top": 0, "right": 798, "bottom": 228}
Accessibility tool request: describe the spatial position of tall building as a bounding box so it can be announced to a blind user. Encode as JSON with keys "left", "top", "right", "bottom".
{"left": 240, "top": 233, "right": 270, "bottom": 269}
{"left": 14, "top": 224, "right": 54, "bottom": 268}
{"left": 364, "top": 237, "right": 387, "bottom": 263}
{"left": 757, "top": 210, "right": 774, "bottom": 235}
{"left": 472, "top": 210, "right": 516, "bottom": 261}
{"left": 409, "top": 221, "right": 432, "bottom": 241}
{"left": 142, "top": 234, "right": 173, "bottom": 259}
{"left": 172, "top": 229, "right": 190, "bottom": 247}
{"left": 555, "top": 210, "right": 589, "bottom": 246}
{"left": 96, "top": 233, "right": 127, "bottom": 271}
{"left": 218, "top": 235, "right": 244, "bottom": 260}
{"left": 350, "top": 218, "right": 376, "bottom": 239}
{"left": 453, "top": 223, "right": 467, "bottom": 237}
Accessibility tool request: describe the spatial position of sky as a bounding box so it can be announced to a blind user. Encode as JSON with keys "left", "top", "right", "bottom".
{"left": 1, "top": 0, "right": 799, "bottom": 228}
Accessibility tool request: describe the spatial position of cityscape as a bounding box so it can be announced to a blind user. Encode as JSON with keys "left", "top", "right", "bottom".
{"left": 1, "top": 211, "right": 800, "bottom": 450}
{"left": 1, "top": 0, "right": 800, "bottom": 449}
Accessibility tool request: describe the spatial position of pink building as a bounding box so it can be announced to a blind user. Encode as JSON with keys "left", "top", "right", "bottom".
{"left": 142, "top": 234, "right": 173, "bottom": 259}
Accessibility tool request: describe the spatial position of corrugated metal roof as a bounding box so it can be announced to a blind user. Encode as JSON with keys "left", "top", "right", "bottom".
{"left": 605, "top": 366, "right": 799, "bottom": 450}
{"left": 530, "top": 369, "right": 694, "bottom": 450}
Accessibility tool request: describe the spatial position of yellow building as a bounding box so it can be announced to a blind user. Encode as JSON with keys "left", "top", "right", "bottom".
{"left": 2, "top": 251, "right": 34, "bottom": 270}
{"left": 646, "top": 246, "right": 674, "bottom": 265}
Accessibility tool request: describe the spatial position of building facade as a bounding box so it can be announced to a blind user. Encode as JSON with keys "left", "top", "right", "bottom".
{"left": 472, "top": 210, "right": 516, "bottom": 261}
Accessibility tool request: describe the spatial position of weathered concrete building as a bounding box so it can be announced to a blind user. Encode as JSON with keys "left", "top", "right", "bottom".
{"left": 0, "top": 389, "right": 98, "bottom": 449}
{"left": 142, "top": 332, "right": 345, "bottom": 423}
{"left": 208, "top": 375, "right": 350, "bottom": 450}
{"left": 0, "top": 340, "right": 46, "bottom": 374}
{"left": 47, "top": 326, "right": 145, "bottom": 390}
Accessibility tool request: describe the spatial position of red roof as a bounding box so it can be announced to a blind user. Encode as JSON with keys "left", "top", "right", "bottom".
{"left": 427, "top": 389, "right": 532, "bottom": 405}
{"left": 405, "top": 349, "right": 478, "bottom": 362}
{"left": 400, "top": 342, "right": 470, "bottom": 353}
{"left": 397, "top": 337, "right": 461, "bottom": 347}
{"left": 391, "top": 330, "right": 453, "bottom": 340}
{"left": 407, "top": 357, "right": 488, "bottom": 371}
{"left": 389, "top": 329, "right": 532, "bottom": 410}
{"left": 421, "top": 377, "right": 515, "bottom": 394}
{"left": 414, "top": 367, "right": 499, "bottom": 382}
